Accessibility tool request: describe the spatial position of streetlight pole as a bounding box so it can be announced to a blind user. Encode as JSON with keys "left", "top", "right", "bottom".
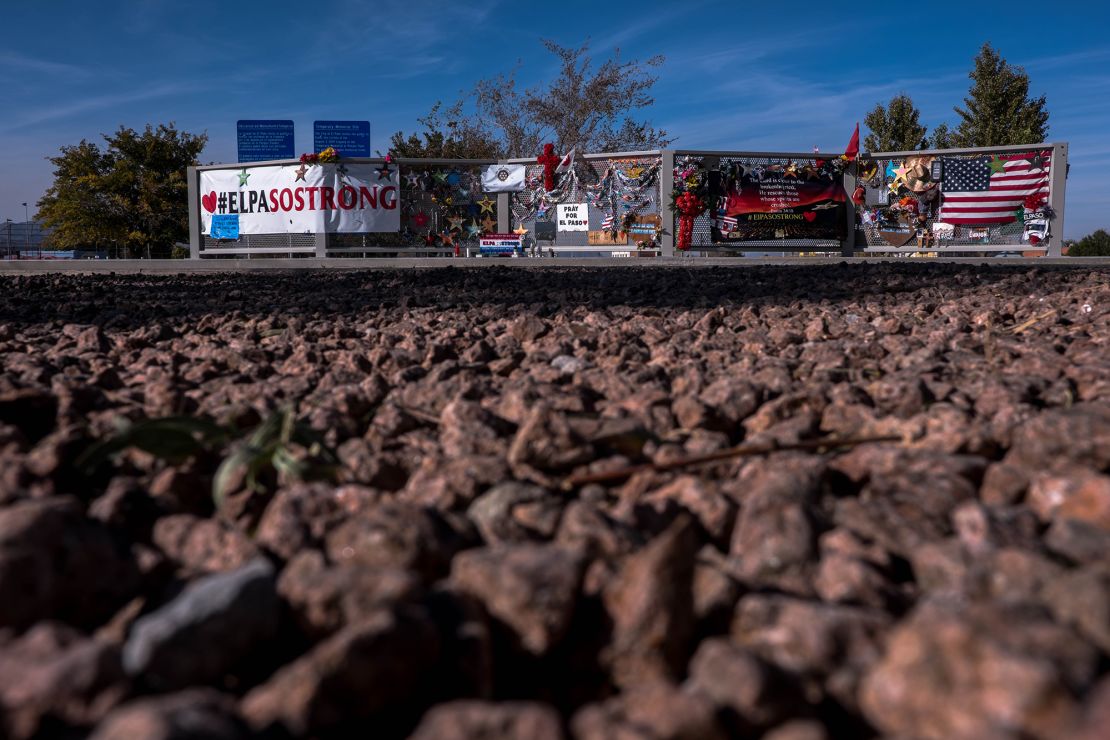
{"left": 22, "top": 202, "right": 29, "bottom": 254}
{"left": 4, "top": 219, "right": 12, "bottom": 260}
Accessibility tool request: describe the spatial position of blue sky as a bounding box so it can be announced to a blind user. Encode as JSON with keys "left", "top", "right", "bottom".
{"left": 1, "top": 0, "right": 1107, "bottom": 238}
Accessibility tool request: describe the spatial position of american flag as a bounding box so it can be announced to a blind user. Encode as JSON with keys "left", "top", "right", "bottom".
{"left": 714, "top": 215, "right": 738, "bottom": 233}
{"left": 939, "top": 153, "right": 1050, "bottom": 225}
{"left": 601, "top": 214, "right": 615, "bottom": 230}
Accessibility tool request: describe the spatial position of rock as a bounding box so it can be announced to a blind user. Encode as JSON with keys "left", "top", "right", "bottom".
{"left": 510, "top": 316, "right": 548, "bottom": 343}
{"left": 122, "top": 558, "right": 279, "bottom": 690}
{"left": 860, "top": 597, "right": 1099, "bottom": 740}
{"left": 686, "top": 638, "right": 801, "bottom": 730}
{"left": 450, "top": 543, "right": 584, "bottom": 656}
{"left": 0, "top": 387, "right": 57, "bottom": 443}
{"left": 635, "top": 476, "right": 735, "bottom": 548}
{"left": 1004, "top": 402, "right": 1110, "bottom": 472}
{"left": 241, "top": 607, "right": 439, "bottom": 736}
{"left": 277, "top": 550, "right": 422, "bottom": 640}
{"left": 254, "top": 482, "right": 378, "bottom": 561}
{"left": 551, "top": 355, "right": 587, "bottom": 375}
{"left": 603, "top": 516, "right": 700, "bottom": 688}
{"left": 0, "top": 622, "right": 127, "bottom": 739}
{"left": 1041, "top": 565, "right": 1110, "bottom": 653}
{"left": 468, "top": 482, "right": 565, "bottom": 545}
{"left": 1043, "top": 516, "right": 1110, "bottom": 565}
{"left": 325, "top": 502, "right": 463, "bottom": 582}
{"left": 728, "top": 458, "right": 824, "bottom": 595}
{"left": 732, "top": 595, "right": 889, "bottom": 711}
{"left": 1027, "top": 469, "right": 1110, "bottom": 531}
{"left": 151, "top": 514, "right": 257, "bottom": 577}
{"left": 0, "top": 497, "right": 138, "bottom": 630}
{"left": 571, "top": 683, "right": 727, "bottom": 740}
{"left": 410, "top": 700, "right": 564, "bottom": 740}
{"left": 89, "top": 689, "right": 249, "bottom": 740}
{"left": 762, "top": 720, "right": 829, "bottom": 740}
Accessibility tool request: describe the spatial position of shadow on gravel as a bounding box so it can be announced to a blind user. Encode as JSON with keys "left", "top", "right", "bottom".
{"left": 1, "top": 263, "right": 1105, "bottom": 329}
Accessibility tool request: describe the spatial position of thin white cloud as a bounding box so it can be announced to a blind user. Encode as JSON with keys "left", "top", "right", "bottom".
{"left": 0, "top": 82, "right": 203, "bottom": 134}
{"left": 0, "top": 51, "right": 92, "bottom": 79}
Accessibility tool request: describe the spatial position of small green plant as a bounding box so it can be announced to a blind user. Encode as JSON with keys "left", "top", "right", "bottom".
{"left": 76, "top": 416, "right": 229, "bottom": 471}
{"left": 212, "top": 407, "right": 339, "bottom": 506}
{"left": 77, "top": 407, "right": 339, "bottom": 506}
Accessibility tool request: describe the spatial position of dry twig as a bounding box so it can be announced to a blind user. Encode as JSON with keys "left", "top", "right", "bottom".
{"left": 560, "top": 434, "right": 902, "bottom": 490}
{"left": 1010, "top": 309, "right": 1057, "bottom": 335}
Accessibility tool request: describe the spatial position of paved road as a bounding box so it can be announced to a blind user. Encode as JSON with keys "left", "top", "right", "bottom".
{"left": 1, "top": 257, "right": 1108, "bottom": 274}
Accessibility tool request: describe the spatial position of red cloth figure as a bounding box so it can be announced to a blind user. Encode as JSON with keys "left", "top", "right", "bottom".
{"left": 537, "top": 143, "right": 561, "bottom": 191}
{"left": 675, "top": 192, "right": 704, "bottom": 251}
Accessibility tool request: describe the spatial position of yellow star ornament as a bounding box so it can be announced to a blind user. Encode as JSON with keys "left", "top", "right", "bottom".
{"left": 478, "top": 197, "right": 496, "bottom": 215}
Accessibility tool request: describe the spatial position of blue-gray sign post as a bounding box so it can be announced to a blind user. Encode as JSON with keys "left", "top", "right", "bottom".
{"left": 237, "top": 120, "right": 295, "bottom": 163}
{"left": 313, "top": 121, "right": 371, "bottom": 157}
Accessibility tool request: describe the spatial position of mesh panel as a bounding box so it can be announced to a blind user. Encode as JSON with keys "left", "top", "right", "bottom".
{"left": 510, "top": 156, "right": 663, "bottom": 250}
{"left": 857, "top": 148, "right": 1052, "bottom": 251}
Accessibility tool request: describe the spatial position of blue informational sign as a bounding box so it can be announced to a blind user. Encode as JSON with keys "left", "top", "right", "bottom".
{"left": 210, "top": 214, "right": 240, "bottom": 240}
{"left": 237, "top": 120, "right": 295, "bottom": 162}
{"left": 313, "top": 120, "right": 371, "bottom": 157}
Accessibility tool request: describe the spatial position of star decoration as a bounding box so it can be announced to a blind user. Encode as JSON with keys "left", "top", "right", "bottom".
{"left": 627, "top": 165, "right": 645, "bottom": 179}
{"left": 294, "top": 165, "right": 308, "bottom": 182}
{"left": 405, "top": 171, "right": 421, "bottom": 188}
{"left": 465, "top": 221, "right": 482, "bottom": 238}
{"left": 481, "top": 216, "right": 497, "bottom": 232}
{"left": 478, "top": 197, "right": 496, "bottom": 215}
{"left": 886, "top": 161, "right": 899, "bottom": 179}
{"left": 783, "top": 162, "right": 799, "bottom": 178}
{"left": 237, "top": 169, "right": 250, "bottom": 186}
{"left": 513, "top": 225, "right": 529, "bottom": 236}
{"left": 987, "top": 155, "right": 1007, "bottom": 174}
{"left": 376, "top": 163, "right": 393, "bottom": 181}
{"left": 447, "top": 215, "right": 466, "bottom": 231}
{"left": 412, "top": 212, "right": 429, "bottom": 228}
{"left": 446, "top": 171, "right": 461, "bottom": 185}
{"left": 892, "top": 164, "right": 910, "bottom": 182}
{"left": 434, "top": 170, "right": 449, "bottom": 183}
{"left": 424, "top": 233, "right": 438, "bottom": 246}
{"left": 439, "top": 231, "right": 456, "bottom": 247}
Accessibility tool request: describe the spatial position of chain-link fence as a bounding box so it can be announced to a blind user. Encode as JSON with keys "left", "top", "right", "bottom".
{"left": 505, "top": 151, "right": 664, "bottom": 254}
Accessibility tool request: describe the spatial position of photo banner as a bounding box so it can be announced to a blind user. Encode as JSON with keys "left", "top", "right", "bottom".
{"left": 716, "top": 167, "right": 846, "bottom": 242}
{"left": 199, "top": 164, "right": 400, "bottom": 234}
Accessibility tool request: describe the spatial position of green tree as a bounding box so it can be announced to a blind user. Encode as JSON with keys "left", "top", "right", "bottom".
{"left": 863, "top": 94, "right": 929, "bottom": 152}
{"left": 952, "top": 43, "right": 1049, "bottom": 147}
{"left": 928, "top": 122, "right": 954, "bottom": 149}
{"left": 1067, "top": 229, "right": 1110, "bottom": 256}
{"left": 391, "top": 40, "right": 671, "bottom": 158}
{"left": 389, "top": 101, "right": 502, "bottom": 159}
{"left": 38, "top": 124, "right": 206, "bottom": 257}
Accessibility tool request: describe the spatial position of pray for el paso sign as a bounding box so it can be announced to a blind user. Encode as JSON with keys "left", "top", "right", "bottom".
{"left": 199, "top": 163, "right": 400, "bottom": 234}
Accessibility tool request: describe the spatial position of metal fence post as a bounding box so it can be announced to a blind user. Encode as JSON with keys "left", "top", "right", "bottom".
{"left": 1049, "top": 142, "right": 1068, "bottom": 257}
{"left": 841, "top": 163, "right": 856, "bottom": 258}
{"left": 496, "top": 159, "right": 509, "bottom": 234}
{"left": 659, "top": 149, "right": 675, "bottom": 257}
{"left": 187, "top": 166, "right": 200, "bottom": 259}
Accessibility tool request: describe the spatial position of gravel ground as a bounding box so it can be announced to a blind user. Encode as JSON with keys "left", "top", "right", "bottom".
{"left": 1, "top": 264, "right": 1108, "bottom": 739}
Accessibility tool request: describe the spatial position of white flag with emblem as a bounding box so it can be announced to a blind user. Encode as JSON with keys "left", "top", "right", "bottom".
{"left": 481, "top": 164, "right": 526, "bottom": 192}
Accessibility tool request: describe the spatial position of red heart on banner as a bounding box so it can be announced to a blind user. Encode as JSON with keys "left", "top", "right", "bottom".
{"left": 803, "top": 211, "right": 817, "bottom": 222}
{"left": 201, "top": 192, "right": 217, "bottom": 213}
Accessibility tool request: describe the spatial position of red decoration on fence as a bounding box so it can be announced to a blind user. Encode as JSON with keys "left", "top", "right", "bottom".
{"left": 675, "top": 192, "right": 705, "bottom": 251}
{"left": 537, "top": 143, "right": 561, "bottom": 191}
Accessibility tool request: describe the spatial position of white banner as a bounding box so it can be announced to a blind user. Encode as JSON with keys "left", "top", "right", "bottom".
{"left": 199, "top": 163, "right": 399, "bottom": 234}
{"left": 481, "top": 164, "right": 526, "bottom": 192}
{"left": 557, "top": 203, "right": 588, "bottom": 231}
